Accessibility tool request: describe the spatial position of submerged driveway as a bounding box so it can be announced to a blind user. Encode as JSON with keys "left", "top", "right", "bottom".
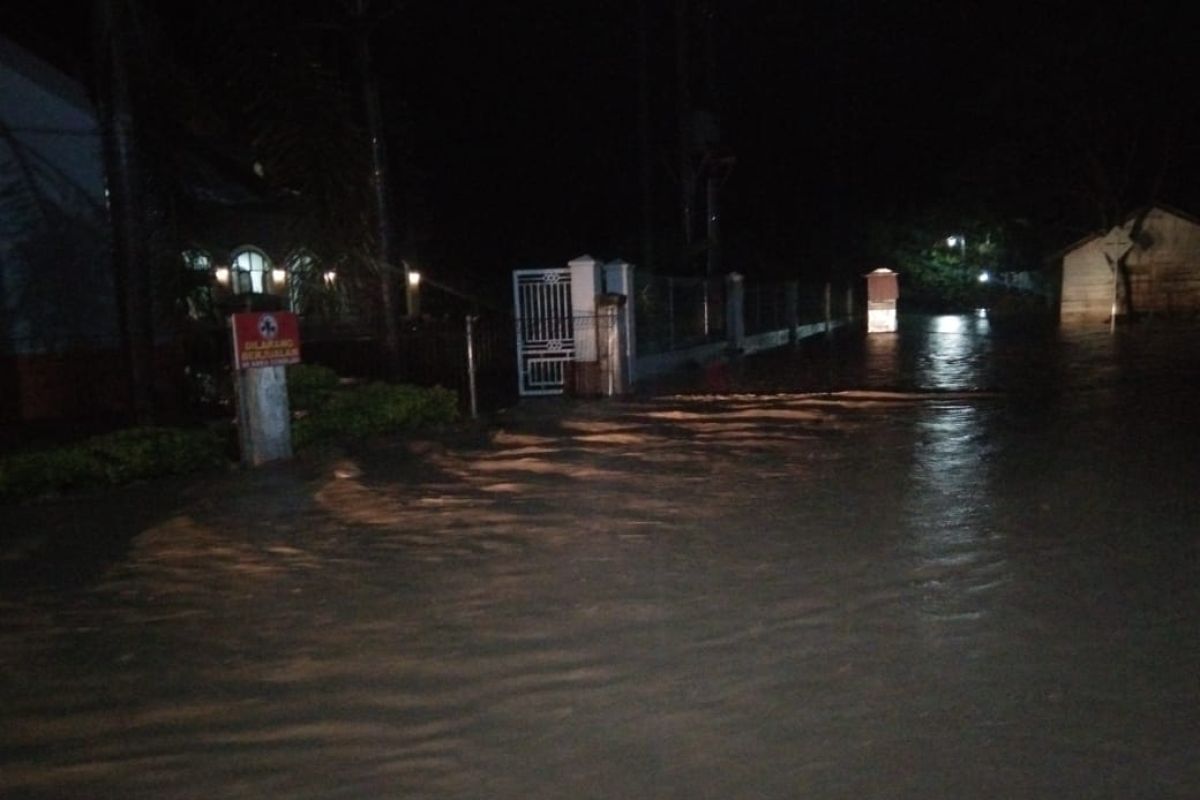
{"left": 3, "top": 317, "right": 1199, "bottom": 798}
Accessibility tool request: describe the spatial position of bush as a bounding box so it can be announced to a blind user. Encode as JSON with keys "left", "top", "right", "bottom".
{"left": 0, "top": 448, "right": 105, "bottom": 498}
{"left": 0, "top": 426, "right": 226, "bottom": 501}
{"left": 293, "top": 382, "right": 458, "bottom": 449}
{"left": 86, "top": 427, "right": 227, "bottom": 484}
{"left": 287, "top": 363, "right": 340, "bottom": 412}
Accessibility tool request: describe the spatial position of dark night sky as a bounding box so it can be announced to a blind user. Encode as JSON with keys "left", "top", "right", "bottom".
{"left": 379, "top": 0, "right": 1200, "bottom": 281}
{"left": 5, "top": 0, "right": 1199, "bottom": 286}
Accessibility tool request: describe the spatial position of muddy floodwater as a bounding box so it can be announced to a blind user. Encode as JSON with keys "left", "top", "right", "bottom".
{"left": 2, "top": 314, "right": 1199, "bottom": 798}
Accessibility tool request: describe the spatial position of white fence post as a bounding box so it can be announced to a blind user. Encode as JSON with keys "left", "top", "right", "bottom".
{"left": 666, "top": 276, "right": 676, "bottom": 351}
{"left": 785, "top": 280, "right": 799, "bottom": 343}
{"left": 603, "top": 259, "right": 636, "bottom": 385}
{"left": 465, "top": 314, "right": 478, "bottom": 419}
{"left": 725, "top": 272, "right": 745, "bottom": 352}
{"left": 596, "top": 295, "right": 629, "bottom": 395}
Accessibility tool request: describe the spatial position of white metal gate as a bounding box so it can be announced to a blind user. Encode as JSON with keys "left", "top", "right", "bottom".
{"left": 513, "top": 268, "right": 574, "bottom": 396}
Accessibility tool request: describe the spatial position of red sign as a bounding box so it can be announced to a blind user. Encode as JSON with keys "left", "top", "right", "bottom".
{"left": 231, "top": 312, "right": 301, "bottom": 369}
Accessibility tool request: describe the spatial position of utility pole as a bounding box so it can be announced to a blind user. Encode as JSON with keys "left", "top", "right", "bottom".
{"left": 93, "top": 0, "right": 154, "bottom": 423}
{"left": 353, "top": 0, "right": 401, "bottom": 369}
{"left": 675, "top": 0, "right": 694, "bottom": 267}
{"left": 699, "top": 0, "right": 723, "bottom": 278}
{"left": 636, "top": 0, "right": 655, "bottom": 273}
{"left": 706, "top": 171, "right": 720, "bottom": 277}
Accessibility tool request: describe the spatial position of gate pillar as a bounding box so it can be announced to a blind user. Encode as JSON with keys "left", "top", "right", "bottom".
{"left": 568, "top": 254, "right": 603, "bottom": 394}
{"left": 603, "top": 259, "right": 636, "bottom": 385}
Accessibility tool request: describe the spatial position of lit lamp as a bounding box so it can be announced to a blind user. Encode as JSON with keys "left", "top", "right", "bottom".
{"left": 213, "top": 265, "right": 231, "bottom": 287}
{"left": 323, "top": 270, "right": 337, "bottom": 286}
{"left": 404, "top": 262, "right": 421, "bottom": 317}
{"left": 946, "top": 234, "right": 967, "bottom": 277}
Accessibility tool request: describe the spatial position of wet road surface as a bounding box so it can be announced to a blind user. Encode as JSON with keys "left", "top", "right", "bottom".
{"left": 2, "top": 315, "right": 1199, "bottom": 798}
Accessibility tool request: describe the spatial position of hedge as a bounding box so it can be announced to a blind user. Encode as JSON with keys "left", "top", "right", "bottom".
{"left": 0, "top": 426, "right": 227, "bottom": 501}
{"left": 0, "top": 373, "right": 460, "bottom": 499}
{"left": 292, "top": 381, "right": 458, "bottom": 449}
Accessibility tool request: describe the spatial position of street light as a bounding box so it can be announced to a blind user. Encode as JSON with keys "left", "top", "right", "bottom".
{"left": 946, "top": 234, "right": 967, "bottom": 277}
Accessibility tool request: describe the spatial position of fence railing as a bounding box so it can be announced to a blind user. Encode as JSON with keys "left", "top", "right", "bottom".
{"left": 178, "top": 313, "right": 519, "bottom": 416}
{"left": 302, "top": 315, "right": 518, "bottom": 414}
{"left": 7, "top": 269, "right": 860, "bottom": 425}
{"left": 744, "top": 281, "right": 834, "bottom": 335}
{"left": 635, "top": 273, "right": 726, "bottom": 356}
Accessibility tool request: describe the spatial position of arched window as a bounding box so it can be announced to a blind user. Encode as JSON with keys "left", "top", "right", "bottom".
{"left": 230, "top": 248, "right": 270, "bottom": 294}
{"left": 283, "top": 249, "right": 318, "bottom": 311}
{"left": 182, "top": 249, "right": 211, "bottom": 271}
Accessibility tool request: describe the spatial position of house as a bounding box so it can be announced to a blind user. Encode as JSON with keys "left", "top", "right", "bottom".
{"left": 1059, "top": 205, "right": 1200, "bottom": 321}
{"left": 1, "top": 34, "right": 304, "bottom": 426}
{"left": 1, "top": 33, "right": 122, "bottom": 424}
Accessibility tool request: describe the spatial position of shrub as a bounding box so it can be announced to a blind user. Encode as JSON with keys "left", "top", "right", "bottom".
{"left": 0, "top": 426, "right": 226, "bottom": 501}
{"left": 292, "top": 382, "right": 458, "bottom": 449}
{"left": 0, "top": 447, "right": 106, "bottom": 498}
{"left": 86, "top": 427, "right": 227, "bottom": 484}
{"left": 287, "top": 363, "right": 340, "bottom": 412}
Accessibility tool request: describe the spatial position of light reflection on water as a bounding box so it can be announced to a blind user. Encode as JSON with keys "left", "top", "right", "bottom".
{"left": 903, "top": 316, "right": 1000, "bottom": 606}
{"left": 919, "top": 314, "right": 992, "bottom": 390}
{"left": 904, "top": 402, "right": 1006, "bottom": 629}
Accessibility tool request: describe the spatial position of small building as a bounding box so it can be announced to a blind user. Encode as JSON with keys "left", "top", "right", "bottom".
{"left": 1059, "top": 205, "right": 1200, "bottom": 321}
{"left": 865, "top": 268, "right": 899, "bottom": 333}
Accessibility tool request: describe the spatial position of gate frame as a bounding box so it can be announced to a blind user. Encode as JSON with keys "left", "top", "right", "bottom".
{"left": 513, "top": 267, "right": 575, "bottom": 396}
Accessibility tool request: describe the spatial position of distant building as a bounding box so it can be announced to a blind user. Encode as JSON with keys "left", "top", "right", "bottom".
{"left": 0, "top": 33, "right": 122, "bottom": 424}
{"left": 1, "top": 34, "right": 297, "bottom": 425}
{"left": 1059, "top": 205, "right": 1200, "bottom": 322}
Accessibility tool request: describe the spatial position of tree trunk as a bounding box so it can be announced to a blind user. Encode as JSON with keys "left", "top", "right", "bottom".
{"left": 1117, "top": 208, "right": 1153, "bottom": 319}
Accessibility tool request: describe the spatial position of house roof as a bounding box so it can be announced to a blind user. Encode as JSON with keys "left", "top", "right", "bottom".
{"left": 0, "top": 33, "right": 93, "bottom": 116}
{"left": 1053, "top": 204, "right": 1200, "bottom": 261}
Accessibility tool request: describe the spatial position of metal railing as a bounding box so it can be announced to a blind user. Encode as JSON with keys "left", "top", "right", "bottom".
{"left": 635, "top": 273, "right": 726, "bottom": 356}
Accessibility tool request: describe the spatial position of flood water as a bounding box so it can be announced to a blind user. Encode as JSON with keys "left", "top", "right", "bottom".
{"left": 2, "top": 314, "right": 1199, "bottom": 798}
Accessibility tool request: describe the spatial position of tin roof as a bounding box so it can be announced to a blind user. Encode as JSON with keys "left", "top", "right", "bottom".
{"left": 1052, "top": 204, "right": 1200, "bottom": 261}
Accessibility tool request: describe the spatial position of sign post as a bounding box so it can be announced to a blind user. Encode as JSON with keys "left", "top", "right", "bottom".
{"left": 230, "top": 312, "right": 301, "bottom": 465}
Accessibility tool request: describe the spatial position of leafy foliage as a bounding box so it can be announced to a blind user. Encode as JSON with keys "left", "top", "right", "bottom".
{"left": 292, "top": 382, "right": 458, "bottom": 449}
{"left": 0, "top": 375, "right": 460, "bottom": 496}
{"left": 868, "top": 216, "right": 1014, "bottom": 311}
{"left": 171, "top": 1, "right": 388, "bottom": 324}
{"left": 286, "top": 363, "right": 341, "bottom": 413}
{"left": 0, "top": 427, "right": 226, "bottom": 501}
